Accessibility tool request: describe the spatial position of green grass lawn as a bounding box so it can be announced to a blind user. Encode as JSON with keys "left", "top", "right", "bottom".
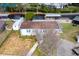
{"left": 61, "top": 23, "right": 79, "bottom": 43}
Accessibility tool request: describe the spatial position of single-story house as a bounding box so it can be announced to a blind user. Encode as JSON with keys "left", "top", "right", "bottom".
{"left": 20, "top": 20, "right": 61, "bottom": 36}
{"left": 45, "top": 13, "right": 61, "bottom": 20}
{"left": 0, "top": 21, "right": 5, "bottom": 31}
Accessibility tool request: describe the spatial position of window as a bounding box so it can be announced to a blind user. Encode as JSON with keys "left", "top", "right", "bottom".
{"left": 28, "top": 29, "right": 30, "bottom": 32}
{"left": 41, "top": 30, "right": 44, "bottom": 32}
{"left": 27, "top": 29, "right": 30, "bottom": 32}
{"left": 27, "top": 30, "right": 28, "bottom": 32}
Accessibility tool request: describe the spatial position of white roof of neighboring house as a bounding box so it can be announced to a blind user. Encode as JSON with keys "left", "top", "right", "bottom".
{"left": 45, "top": 13, "right": 61, "bottom": 17}
{"left": 0, "top": 14, "right": 9, "bottom": 16}
{"left": 13, "top": 17, "right": 24, "bottom": 27}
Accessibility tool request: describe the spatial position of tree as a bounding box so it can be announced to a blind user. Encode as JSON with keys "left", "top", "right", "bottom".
{"left": 25, "top": 12, "right": 34, "bottom": 20}
{"left": 6, "top": 7, "right": 16, "bottom": 12}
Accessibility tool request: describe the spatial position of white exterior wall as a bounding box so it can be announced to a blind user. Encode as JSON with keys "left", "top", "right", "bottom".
{"left": 20, "top": 29, "right": 46, "bottom": 36}
{"left": 20, "top": 29, "right": 35, "bottom": 36}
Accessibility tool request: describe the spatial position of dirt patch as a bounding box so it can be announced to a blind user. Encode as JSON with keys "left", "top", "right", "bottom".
{"left": 0, "top": 31, "right": 36, "bottom": 56}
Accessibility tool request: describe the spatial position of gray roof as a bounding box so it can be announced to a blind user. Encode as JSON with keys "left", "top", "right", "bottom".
{"left": 45, "top": 13, "right": 61, "bottom": 17}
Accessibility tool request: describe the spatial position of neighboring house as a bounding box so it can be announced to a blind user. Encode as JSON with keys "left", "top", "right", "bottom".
{"left": 45, "top": 13, "right": 61, "bottom": 20}
{"left": 50, "top": 3, "right": 68, "bottom": 9}
{"left": 43, "top": 3, "right": 68, "bottom": 9}
{"left": 20, "top": 20, "right": 61, "bottom": 36}
{"left": 0, "top": 14, "right": 9, "bottom": 21}
{"left": 0, "top": 21, "right": 5, "bottom": 31}
{"left": 12, "top": 17, "right": 24, "bottom": 30}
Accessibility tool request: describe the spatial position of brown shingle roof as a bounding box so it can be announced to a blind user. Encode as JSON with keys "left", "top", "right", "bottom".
{"left": 20, "top": 21, "right": 59, "bottom": 29}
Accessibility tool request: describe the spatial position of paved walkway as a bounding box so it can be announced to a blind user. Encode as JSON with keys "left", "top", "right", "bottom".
{"left": 26, "top": 42, "right": 38, "bottom": 56}
{"left": 57, "top": 39, "right": 75, "bottom": 56}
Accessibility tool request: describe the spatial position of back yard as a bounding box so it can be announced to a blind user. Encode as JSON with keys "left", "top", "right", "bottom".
{"left": 0, "top": 31, "right": 36, "bottom": 56}
{"left": 61, "top": 23, "right": 79, "bottom": 43}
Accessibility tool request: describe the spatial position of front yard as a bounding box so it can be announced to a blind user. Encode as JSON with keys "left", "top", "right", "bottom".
{"left": 0, "top": 31, "right": 36, "bottom": 55}
{"left": 61, "top": 23, "right": 79, "bottom": 43}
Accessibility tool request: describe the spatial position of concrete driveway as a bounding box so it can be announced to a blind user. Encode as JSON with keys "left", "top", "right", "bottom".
{"left": 57, "top": 39, "right": 75, "bottom": 56}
